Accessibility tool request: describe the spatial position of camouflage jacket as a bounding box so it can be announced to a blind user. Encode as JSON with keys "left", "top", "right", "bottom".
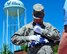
{"left": 14, "top": 22, "right": 60, "bottom": 39}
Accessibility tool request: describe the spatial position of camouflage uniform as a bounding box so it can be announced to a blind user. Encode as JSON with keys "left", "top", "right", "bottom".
{"left": 11, "top": 22, "right": 60, "bottom": 54}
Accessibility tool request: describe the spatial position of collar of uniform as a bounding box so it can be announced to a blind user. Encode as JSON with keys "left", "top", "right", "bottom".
{"left": 32, "top": 22, "right": 45, "bottom": 29}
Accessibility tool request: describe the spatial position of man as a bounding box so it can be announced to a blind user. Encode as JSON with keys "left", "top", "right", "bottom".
{"left": 11, "top": 3, "right": 60, "bottom": 54}
{"left": 58, "top": 0, "right": 67, "bottom": 54}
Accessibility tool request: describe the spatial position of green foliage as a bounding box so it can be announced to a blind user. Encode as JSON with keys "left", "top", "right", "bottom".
{"left": 0, "top": 44, "right": 13, "bottom": 54}
{"left": 52, "top": 45, "right": 58, "bottom": 54}
{"left": 20, "top": 44, "right": 28, "bottom": 52}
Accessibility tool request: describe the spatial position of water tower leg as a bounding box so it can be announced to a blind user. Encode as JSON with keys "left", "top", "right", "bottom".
{"left": 24, "top": 8, "right": 27, "bottom": 25}
{"left": 17, "top": 9, "right": 20, "bottom": 29}
{"left": 6, "top": 9, "right": 8, "bottom": 54}
{"left": 2, "top": 20, "right": 5, "bottom": 54}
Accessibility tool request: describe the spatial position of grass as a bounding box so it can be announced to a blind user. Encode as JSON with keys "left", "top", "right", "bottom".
{"left": 53, "top": 45, "right": 58, "bottom": 54}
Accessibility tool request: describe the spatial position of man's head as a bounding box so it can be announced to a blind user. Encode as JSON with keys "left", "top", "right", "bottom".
{"left": 33, "top": 3, "right": 45, "bottom": 24}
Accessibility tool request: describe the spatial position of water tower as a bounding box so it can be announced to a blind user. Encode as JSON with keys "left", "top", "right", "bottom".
{"left": 4, "top": 0, "right": 26, "bottom": 53}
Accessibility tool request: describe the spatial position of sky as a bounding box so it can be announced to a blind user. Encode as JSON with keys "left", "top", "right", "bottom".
{"left": 0, "top": 0, "right": 65, "bottom": 51}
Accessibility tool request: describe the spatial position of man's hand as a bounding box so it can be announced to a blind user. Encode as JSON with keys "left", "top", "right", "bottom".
{"left": 34, "top": 25, "right": 42, "bottom": 34}
{"left": 11, "top": 35, "right": 41, "bottom": 45}
{"left": 11, "top": 35, "right": 27, "bottom": 45}
{"left": 28, "top": 35, "right": 41, "bottom": 41}
{"left": 34, "top": 25, "right": 48, "bottom": 35}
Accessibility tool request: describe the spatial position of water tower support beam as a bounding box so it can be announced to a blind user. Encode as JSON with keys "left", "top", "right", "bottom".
{"left": 6, "top": 9, "right": 8, "bottom": 54}
{"left": 17, "top": 9, "right": 20, "bottom": 29}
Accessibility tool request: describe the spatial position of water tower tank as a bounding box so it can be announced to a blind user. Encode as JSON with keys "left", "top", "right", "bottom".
{"left": 4, "top": 0, "right": 25, "bottom": 16}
